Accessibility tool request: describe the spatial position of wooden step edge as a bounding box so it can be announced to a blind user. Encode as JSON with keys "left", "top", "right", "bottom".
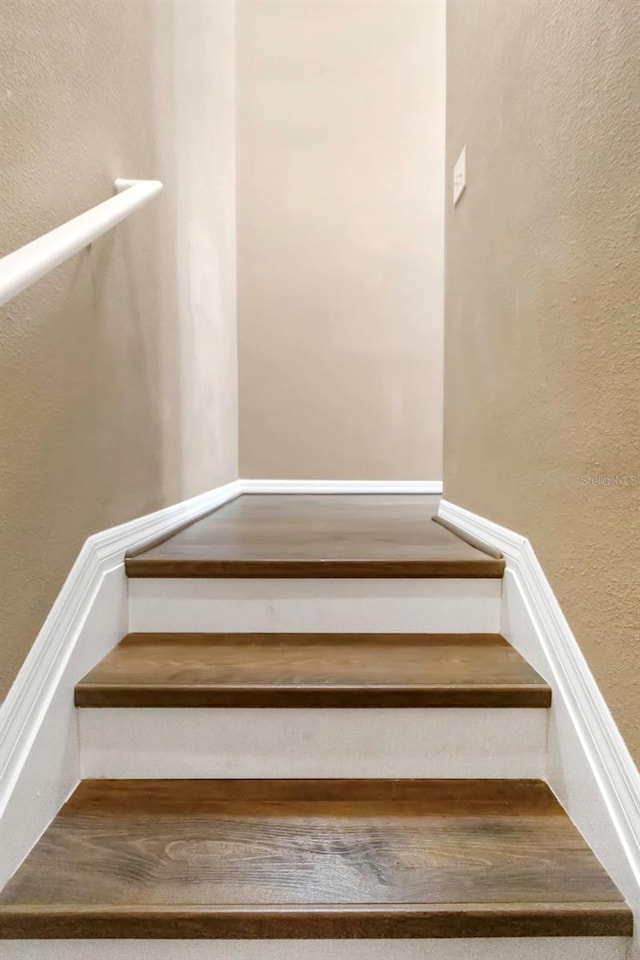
{"left": 74, "top": 682, "right": 552, "bottom": 709}
{"left": 64, "top": 777, "right": 563, "bottom": 810}
{"left": 124, "top": 557, "right": 506, "bottom": 579}
{"left": 0, "top": 901, "right": 631, "bottom": 940}
{"left": 119, "top": 631, "right": 511, "bottom": 646}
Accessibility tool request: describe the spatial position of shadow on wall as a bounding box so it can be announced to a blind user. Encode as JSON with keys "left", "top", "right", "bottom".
{"left": 0, "top": 0, "right": 238, "bottom": 700}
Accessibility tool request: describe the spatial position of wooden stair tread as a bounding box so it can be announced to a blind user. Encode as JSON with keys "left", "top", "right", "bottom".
{"left": 125, "top": 494, "right": 505, "bottom": 578}
{"left": 75, "top": 633, "right": 551, "bottom": 708}
{"left": 0, "top": 779, "right": 629, "bottom": 939}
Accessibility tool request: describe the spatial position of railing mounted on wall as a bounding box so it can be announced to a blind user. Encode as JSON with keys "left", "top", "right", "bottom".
{"left": 0, "top": 178, "right": 163, "bottom": 307}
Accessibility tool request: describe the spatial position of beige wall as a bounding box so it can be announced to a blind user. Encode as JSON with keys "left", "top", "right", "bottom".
{"left": 0, "top": 0, "right": 237, "bottom": 699}
{"left": 237, "top": 0, "right": 445, "bottom": 480}
{"left": 445, "top": 0, "right": 640, "bottom": 759}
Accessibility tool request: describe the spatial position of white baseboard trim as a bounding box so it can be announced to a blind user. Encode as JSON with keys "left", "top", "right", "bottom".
{"left": 0, "top": 479, "right": 242, "bottom": 887}
{"left": 438, "top": 498, "right": 640, "bottom": 919}
{"left": 239, "top": 479, "right": 443, "bottom": 494}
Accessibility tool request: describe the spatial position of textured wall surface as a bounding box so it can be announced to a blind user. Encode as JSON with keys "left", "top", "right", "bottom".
{"left": 445, "top": 0, "right": 640, "bottom": 758}
{"left": 237, "top": 0, "right": 445, "bottom": 479}
{"left": 0, "top": 0, "right": 237, "bottom": 699}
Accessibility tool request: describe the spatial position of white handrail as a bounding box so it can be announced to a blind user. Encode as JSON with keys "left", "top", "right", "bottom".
{"left": 0, "top": 178, "right": 163, "bottom": 307}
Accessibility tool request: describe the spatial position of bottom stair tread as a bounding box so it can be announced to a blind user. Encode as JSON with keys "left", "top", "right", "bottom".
{"left": 0, "top": 779, "right": 630, "bottom": 940}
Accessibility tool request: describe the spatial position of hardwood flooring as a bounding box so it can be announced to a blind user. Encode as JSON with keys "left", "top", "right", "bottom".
{"left": 75, "top": 632, "right": 551, "bottom": 708}
{"left": 0, "top": 779, "right": 630, "bottom": 940}
{"left": 125, "top": 495, "right": 505, "bottom": 578}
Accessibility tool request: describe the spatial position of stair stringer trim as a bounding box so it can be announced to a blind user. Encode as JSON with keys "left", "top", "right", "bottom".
{"left": 0, "top": 480, "right": 243, "bottom": 890}
{"left": 438, "top": 498, "right": 640, "bottom": 927}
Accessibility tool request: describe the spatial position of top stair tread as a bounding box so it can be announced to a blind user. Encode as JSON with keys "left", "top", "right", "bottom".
{"left": 0, "top": 779, "right": 630, "bottom": 940}
{"left": 125, "top": 494, "right": 505, "bottom": 578}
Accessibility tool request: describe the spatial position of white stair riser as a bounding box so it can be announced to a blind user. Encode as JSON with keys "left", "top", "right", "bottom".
{"left": 128, "top": 578, "right": 501, "bottom": 634}
{"left": 0, "top": 938, "right": 628, "bottom": 960}
{"left": 78, "top": 707, "right": 547, "bottom": 779}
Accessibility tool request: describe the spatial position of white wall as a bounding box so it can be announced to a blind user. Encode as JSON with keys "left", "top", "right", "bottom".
{"left": 0, "top": 0, "right": 237, "bottom": 700}
{"left": 237, "top": 0, "right": 446, "bottom": 479}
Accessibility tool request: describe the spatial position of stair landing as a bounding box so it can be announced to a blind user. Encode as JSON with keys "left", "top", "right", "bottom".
{"left": 125, "top": 494, "right": 505, "bottom": 578}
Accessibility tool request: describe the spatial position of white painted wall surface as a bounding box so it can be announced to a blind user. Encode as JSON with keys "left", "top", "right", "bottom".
{"left": 237, "top": 0, "right": 446, "bottom": 480}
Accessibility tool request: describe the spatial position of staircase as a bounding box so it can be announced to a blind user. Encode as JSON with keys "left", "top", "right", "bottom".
{"left": 0, "top": 495, "right": 632, "bottom": 957}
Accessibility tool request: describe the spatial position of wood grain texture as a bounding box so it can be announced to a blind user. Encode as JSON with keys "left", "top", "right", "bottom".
{"left": 0, "top": 779, "right": 630, "bottom": 940}
{"left": 61, "top": 778, "right": 563, "bottom": 811}
{"left": 125, "top": 495, "right": 505, "bottom": 579}
{"left": 75, "top": 633, "right": 551, "bottom": 708}
{"left": 0, "top": 902, "right": 630, "bottom": 940}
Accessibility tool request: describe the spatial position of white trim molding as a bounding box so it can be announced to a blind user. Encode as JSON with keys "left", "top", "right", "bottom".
{"left": 438, "top": 498, "right": 640, "bottom": 919}
{"left": 239, "top": 479, "right": 442, "bottom": 494}
{"left": 0, "top": 480, "right": 242, "bottom": 887}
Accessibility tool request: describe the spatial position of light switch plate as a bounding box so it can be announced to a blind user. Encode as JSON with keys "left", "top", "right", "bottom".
{"left": 453, "top": 146, "right": 466, "bottom": 205}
